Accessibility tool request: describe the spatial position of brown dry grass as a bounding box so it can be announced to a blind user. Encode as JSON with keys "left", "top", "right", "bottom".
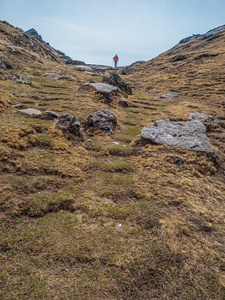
{"left": 0, "top": 21, "right": 225, "bottom": 299}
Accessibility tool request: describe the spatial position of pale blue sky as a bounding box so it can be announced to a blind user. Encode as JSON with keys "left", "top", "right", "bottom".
{"left": 0, "top": 0, "right": 224, "bottom": 66}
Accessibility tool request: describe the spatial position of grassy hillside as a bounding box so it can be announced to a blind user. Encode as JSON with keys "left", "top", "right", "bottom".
{"left": 0, "top": 21, "right": 225, "bottom": 299}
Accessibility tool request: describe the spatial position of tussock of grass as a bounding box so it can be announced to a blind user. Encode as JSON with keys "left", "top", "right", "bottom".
{"left": 0, "top": 90, "right": 12, "bottom": 111}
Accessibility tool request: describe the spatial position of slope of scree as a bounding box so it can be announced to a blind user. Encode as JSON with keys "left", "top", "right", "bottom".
{"left": 0, "top": 21, "right": 225, "bottom": 299}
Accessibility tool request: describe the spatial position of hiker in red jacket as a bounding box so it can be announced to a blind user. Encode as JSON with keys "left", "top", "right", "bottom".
{"left": 113, "top": 54, "right": 119, "bottom": 68}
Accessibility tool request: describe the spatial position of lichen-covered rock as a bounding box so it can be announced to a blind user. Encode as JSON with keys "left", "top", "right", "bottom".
{"left": 57, "top": 114, "right": 81, "bottom": 136}
{"left": 87, "top": 110, "right": 117, "bottom": 135}
{"left": 141, "top": 119, "right": 213, "bottom": 152}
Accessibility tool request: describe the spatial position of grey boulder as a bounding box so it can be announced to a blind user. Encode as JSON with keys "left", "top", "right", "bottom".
{"left": 87, "top": 110, "right": 117, "bottom": 135}
{"left": 141, "top": 119, "right": 213, "bottom": 152}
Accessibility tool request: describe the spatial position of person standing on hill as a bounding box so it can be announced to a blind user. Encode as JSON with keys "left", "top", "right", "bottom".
{"left": 113, "top": 54, "right": 119, "bottom": 68}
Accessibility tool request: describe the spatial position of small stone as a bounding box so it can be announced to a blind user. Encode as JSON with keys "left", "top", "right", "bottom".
{"left": 189, "top": 112, "right": 213, "bottom": 123}
{"left": 12, "top": 104, "right": 22, "bottom": 108}
{"left": 119, "top": 98, "right": 129, "bottom": 107}
{"left": 6, "top": 44, "right": 16, "bottom": 52}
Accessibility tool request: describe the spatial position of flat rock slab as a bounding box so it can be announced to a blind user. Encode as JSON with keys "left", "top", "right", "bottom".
{"left": 80, "top": 83, "right": 118, "bottom": 104}
{"left": 155, "top": 92, "right": 179, "bottom": 99}
{"left": 81, "top": 83, "right": 118, "bottom": 94}
{"left": 18, "top": 108, "right": 42, "bottom": 116}
{"left": 141, "top": 119, "right": 213, "bottom": 152}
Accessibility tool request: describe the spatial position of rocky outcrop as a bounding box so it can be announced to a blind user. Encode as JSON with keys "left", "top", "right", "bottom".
{"left": 102, "top": 72, "right": 132, "bottom": 95}
{"left": 141, "top": 119, "right": 213, "bottom": 152}
{"left": 178, "top": 34, "right": 200, "bottom": 45}
{"left": 26, "top": 28, "right": 44, "bottom": 42}
{"left": 87, "top": 110, "right": 117, "bottom": 135}
{"left": 57, "top": 114, "right": 81, "bottom": 136}
{"left": 202, "top": 25, "right": 225, "bottom": 40}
